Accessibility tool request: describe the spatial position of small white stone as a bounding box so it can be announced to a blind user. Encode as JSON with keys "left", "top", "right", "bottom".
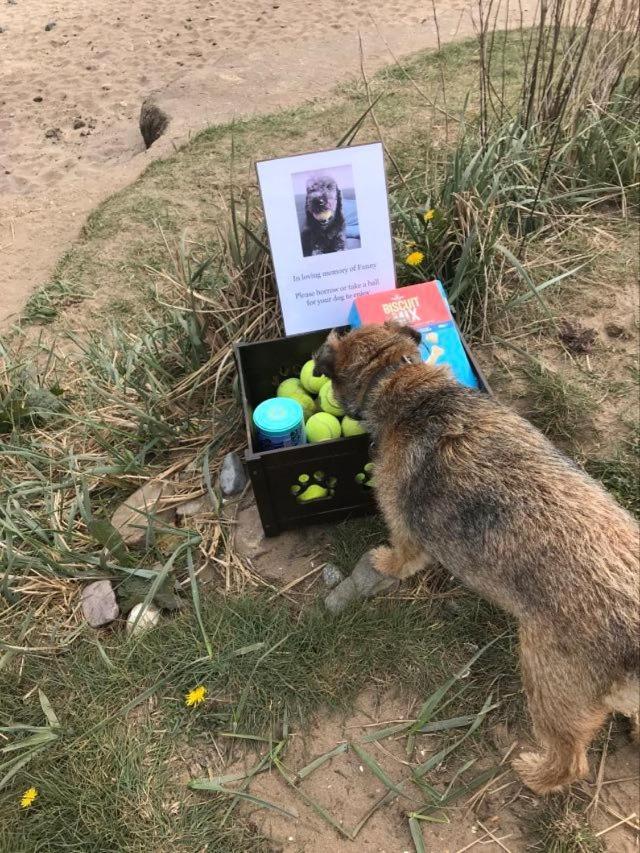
{"left": 126, "top": 602, "right": 160, "bottom": 634}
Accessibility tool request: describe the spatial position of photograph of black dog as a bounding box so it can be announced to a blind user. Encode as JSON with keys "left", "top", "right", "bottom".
{"left": 293, "top": 166, "right": 361, "bottom": 257}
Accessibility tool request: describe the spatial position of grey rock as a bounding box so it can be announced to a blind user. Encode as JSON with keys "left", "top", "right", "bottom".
{"left": 351, "top": 551, "right": 400, "bottom": 598}
{"left": 234, "top": 502, "right": 267, "bottom": 559}
{"left": 219, "top": 451, "right": 247, "bottom": 498}
{"left": 44, "top": 20, "right": 56, "bottom": 31}
{"left": 324, "top": 577, "right": 357, "bottom": 614}
{"left": 81, "top": 580, "right": 119, "bottom": 627}
{"left": 139, "top": 95, "right": 169, "bottom": 149}
{"left": 175, "top": 496, "right": 209, "bottom": 517}
{"left": 111, "top": 480, "right": 175, "bottom": 547}
{"left": 44, "top": 127, "right": 61, "bottom": 140}
{"left": 322, "top": 562, "right": 344, "bottom": 589}
{"left": 73, "top": 117, "right": 86, "bottom": 129}
{"left": 324, "top": 551, "right": 399, "bottom": 614}
{"left": 33, "top": 95, "right": 43, "bottom": 102}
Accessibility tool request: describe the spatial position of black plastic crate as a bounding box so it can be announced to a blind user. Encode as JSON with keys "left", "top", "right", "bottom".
{"left": 234, "top": 327, "right": 490, "bottom": 536}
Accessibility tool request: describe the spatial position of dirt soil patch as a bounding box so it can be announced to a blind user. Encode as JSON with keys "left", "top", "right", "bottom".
{"left": 0, "top": 0, "right": 537, "bottom": 327}
{"left": 215, "top": 690, "right": 640, "bottom": 852}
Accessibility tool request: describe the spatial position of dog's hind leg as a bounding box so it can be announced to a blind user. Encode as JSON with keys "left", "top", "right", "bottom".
{"left": 513, "top": 625, "right": 608, "bottom": 795}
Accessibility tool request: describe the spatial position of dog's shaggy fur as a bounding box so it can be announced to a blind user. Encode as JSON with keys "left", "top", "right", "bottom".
{"left": 300, "top": 174, "right": 346, "bottom": 257}
{"left": 314, "top": 321, "right": 640, "bottom": 795}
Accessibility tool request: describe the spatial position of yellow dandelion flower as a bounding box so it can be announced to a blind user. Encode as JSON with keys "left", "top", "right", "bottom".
{"left": 185, "top": 685, "right": 207, "bottom": 707}
{"left": 423, "top": 208, "right": 436, "bottom": 222}
{"left": 405, "top": 250, "right": 425, "bottom": 267}
{"left": 20, "top": 787, "right": 38, "bottom": 809}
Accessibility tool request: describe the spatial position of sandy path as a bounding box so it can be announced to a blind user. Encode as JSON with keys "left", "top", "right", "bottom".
{"left": 0, "top": 0, "right": 530, "bottom": 326}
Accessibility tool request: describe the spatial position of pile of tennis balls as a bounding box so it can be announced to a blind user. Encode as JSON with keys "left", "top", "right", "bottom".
{"left": 276, "top": 359, "right": 367, "bottom": 443}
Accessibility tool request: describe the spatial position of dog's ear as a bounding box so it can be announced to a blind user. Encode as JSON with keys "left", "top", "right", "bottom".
{"left": 383, "top": 320, "right": 421, "bottom": 345}
{"left": 313, "top": 330, "right": 340, "bottom": 379}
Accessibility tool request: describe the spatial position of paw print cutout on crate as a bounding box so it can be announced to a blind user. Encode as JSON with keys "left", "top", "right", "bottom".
{"left": 290, "top": 471, "right": 337, "bottom": 504}
{"left": 355, "top": 462, "right": 375, "bottom": 489}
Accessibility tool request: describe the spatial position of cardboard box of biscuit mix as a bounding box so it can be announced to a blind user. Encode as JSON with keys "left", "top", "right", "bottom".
{"left": 348, "top": 280, "right": 480, "bottom": 389}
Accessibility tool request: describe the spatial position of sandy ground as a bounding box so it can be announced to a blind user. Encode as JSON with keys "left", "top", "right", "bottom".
{"left": 180, "top": 688, "right": 640, "bottom": 853}
{"left": 0, "top": 0, "right": 539, "bottom": 327}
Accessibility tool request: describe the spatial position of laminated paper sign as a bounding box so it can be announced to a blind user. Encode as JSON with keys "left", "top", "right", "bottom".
{"left": 256, "top": 142, "right": 396, "bottom": 335}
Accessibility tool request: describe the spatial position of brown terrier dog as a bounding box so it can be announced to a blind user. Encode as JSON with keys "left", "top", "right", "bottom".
{"left": 314, "top": 321, "right": 639, "bottom": 795}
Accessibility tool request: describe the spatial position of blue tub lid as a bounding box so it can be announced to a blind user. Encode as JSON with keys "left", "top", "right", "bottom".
{"left": 253, "top": 397, "right": 303, "bottom": 434}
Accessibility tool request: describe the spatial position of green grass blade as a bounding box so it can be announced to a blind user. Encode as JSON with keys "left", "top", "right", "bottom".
{"left": 296, "top": 742, "right": 349, "bottom": 780}
{"left": 219, "top": 744, "right": 283, "bottom": 826}
{"left": 0, "top": 746, "right": 48, "bottom": 792}
{"left": 38, "top": 690, "right": 60, "bottom": 729}
{"left": 507, "top": 259, "right": 592, "bottom": 307}
{"left": 1, "top": 731, "right": 58, "bottom": 754}
{"left": 410, "top": 638, "right": 499, "bottom": 733}
{"left": 336, "top": 97, "right": 382, "bottom": 147}
{"left": 361, "top": 722, "right": 413, "bottom": 743}
{"left": 417, "top": 702, "right": 500, "bottom": 734}
{"left": 494, "top": 241, "right": 555, "bottom": 323}
{"left": 186, "top": 546, "right": 213, "bottom": 657}
{"left": 413, "top": 693, "right": 495, "bottom": 780}
{"left": 93, "top": 638, "right": 116, "bottom": 671}
{"left": 275, "top": 758, "right": 352, "bottom": 838}
{"left": 190, "top": 781, "right": 297, "bottom": 819}
{"left": 409, "top": 815, "right": 427, "bottom": 853}
{"left": 87, "top": 518, "right": 128, "bottom": 561}
{"left": 351, "top": 743, "right": 410, "bottom": 800}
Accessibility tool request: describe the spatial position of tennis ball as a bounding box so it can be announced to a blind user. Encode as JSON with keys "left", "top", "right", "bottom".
{"left": 318, "top": 382, "right": 344, "bottom": 417}
{"left": 277, "top": 379, "right": 315, "bottom": 421}
{"left": 341, "top": 416, "right": 366, "bottom": 437}
{"left": 305, "top": 412, "right": 341, "bottom": 443}
{"left": 297, "top": 484, "right": 329, "bottom": 502}
{"left": 277, "top": 377, "right": 303, "bottom": 397}
{"left": 300, "top": 359, "right": 329, "bottom": 394}
{"left": 289, "top": 390, "right": 316, "bottom": 421}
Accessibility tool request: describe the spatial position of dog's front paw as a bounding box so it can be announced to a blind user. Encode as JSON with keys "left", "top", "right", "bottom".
{"left": 370, "top": 545, "right": 395, "bottom": 576}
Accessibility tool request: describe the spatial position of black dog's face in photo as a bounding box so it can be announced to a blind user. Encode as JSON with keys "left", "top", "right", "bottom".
{"left": 305, "top": 175, "right": 340, "bottom": 226}
{"left": 300, "top": 173, "right": 347, "bottom": 257}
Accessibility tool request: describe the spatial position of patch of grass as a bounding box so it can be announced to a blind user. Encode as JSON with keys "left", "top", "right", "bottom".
{"left": 22, "top": 278, "right": 89, "bottom": 325}
{"left": 520, "top": 361, "right": 593, "bottom": 445}
{"left": 529, "top": 795, "right": 603, "bottom": 852}
{"left": 588, "top": 430, "right": 640, "bottom": 517}
{"left": 0, "top": 594, "right": 515, "bottom": 851}
{"left": 329, "top": 516, "right": 388, "bottom": 572}
{"left": 0, "top": 724, "right": 263, "bottom": 853}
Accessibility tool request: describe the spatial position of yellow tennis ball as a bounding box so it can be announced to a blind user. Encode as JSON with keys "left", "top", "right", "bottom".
{"left": 277, "top": 377, "right": 303, "bottom": 397}
{"left": 305, "top": 412, "right": 341, "bottom": 443}
{"left": 297, "top": 484, "right": 329, "bottom": 502}
{"left": 300, "top": 360, "right": 329, "bottom": 394}
{"left": 342, "top": 416, "right": 366, "bottom": 437}
{"left": 318, "top": 382, "right": 344, "bottom": 417}
{"left": 289, "top": 390, "right": 316, "bottom": 421}
{"left": 277, "top": 379, "right": 315, "bottom": 421}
